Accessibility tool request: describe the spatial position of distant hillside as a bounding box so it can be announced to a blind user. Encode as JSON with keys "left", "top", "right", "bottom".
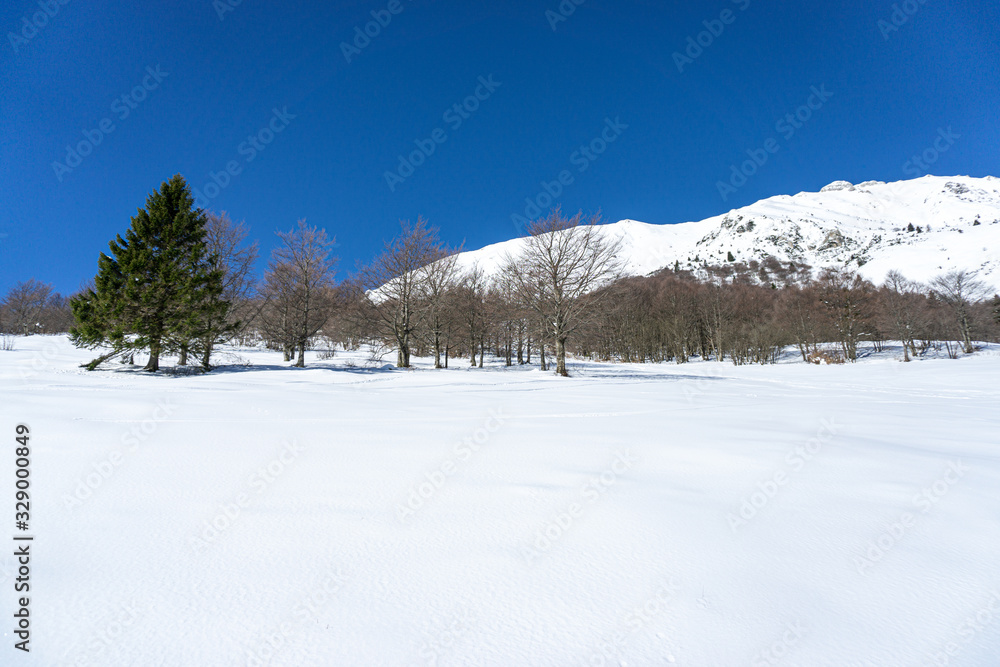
{"left": 452, "top": 175, "right": 1000, "bottom": 289}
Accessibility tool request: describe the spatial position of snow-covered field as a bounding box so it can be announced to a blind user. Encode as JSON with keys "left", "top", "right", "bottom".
{"left": 3, "top": 336, "right": 1000, "bottom": 666}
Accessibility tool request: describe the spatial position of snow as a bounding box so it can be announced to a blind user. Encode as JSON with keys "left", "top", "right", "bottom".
{"left": 4, "top": 336, "right": 1000, "bottom": 666}
{"left": 820, "top": 180, "right": 855, "bottom": 192}
{"left": 454, "top": 175, "right": 1000, "bottom": 290}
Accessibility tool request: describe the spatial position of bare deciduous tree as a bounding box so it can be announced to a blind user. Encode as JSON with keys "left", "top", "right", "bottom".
{"left": 502, "top": 209, "right": 624, "bottom": 376}
{"left": 38, "top": 293, "right": 75, "bottom": 333}
{"left": 2, "top": 279, "right": 53, "bottom": 335}
{"left": 930, "top": 270, "right": 990, "bottom": 354}
{"left": 259, "top": 263, "right": 299, "bottom": 361}
{"left": 878, "top": 270, "right": 928, "bottom": 361}
{"left": 817, "top": 268, "right": 876, "bottom": 362}
{"left": 454, "top": 265, "right": 489, "bottom": 367}
{"left": 416, "top": 245, "right": 463, "bottom": 368}
{"left": 773, "top": 285, "right": 826, "bottom": 362}
{"left": 197, "top": 211, "right": 259, "bottom": 368}
{"left": 262, "top": 220, "right": 337, "bottom": 367}
{"left": 361, "top": 217, "right": 442, "bottom": 368}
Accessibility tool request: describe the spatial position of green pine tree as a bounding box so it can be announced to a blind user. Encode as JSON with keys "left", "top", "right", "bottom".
{"left": 70, "top": 175, "right": 224, "bottom": 371}
{"left": 69, "top": 254, "right": 129, "bottom": 369}
{"left": 189, "top": 250, "right": 236, "bottom": 371}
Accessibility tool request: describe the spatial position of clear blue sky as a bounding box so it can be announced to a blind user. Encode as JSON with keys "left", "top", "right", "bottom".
{"left": 1, "top": 0, "right": 998, "bottom": 295}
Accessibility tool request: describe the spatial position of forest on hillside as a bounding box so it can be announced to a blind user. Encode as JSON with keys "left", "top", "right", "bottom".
{"left": 4, "top": 176, "right": 999, "bottom": 372}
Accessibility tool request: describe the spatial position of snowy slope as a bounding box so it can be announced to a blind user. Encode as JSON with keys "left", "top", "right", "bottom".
{"left": 456, "top": 175, "right": 1000, "bottom": 289}
{"left": 5, "top": 336, "right": 1000, "bottom": 666}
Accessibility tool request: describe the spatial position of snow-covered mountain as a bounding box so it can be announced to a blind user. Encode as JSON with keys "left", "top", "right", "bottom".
{"left": 456, "top": 175, "right": 1000, "bottom": 289}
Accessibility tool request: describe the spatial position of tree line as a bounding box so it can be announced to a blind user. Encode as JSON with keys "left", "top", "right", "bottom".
{"left": 4, "top": 175, "right": 1000, "bottom": 372}
{"left": 0, "top": 279, "right": 74, "bottom": 335}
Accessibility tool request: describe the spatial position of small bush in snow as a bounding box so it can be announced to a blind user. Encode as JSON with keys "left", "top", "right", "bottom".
{"left": 807, "top": 349, "right": 845, "bottom": 365}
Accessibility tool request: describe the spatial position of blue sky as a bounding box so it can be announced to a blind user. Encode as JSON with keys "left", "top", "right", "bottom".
{"left": 1, "top": 0, "right": 998, "bottom": 295}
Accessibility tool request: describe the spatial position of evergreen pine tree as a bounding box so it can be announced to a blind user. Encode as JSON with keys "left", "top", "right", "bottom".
{"left": 70, "top": 175, "right": 224, "bottom": 371}
{"left": 69, "top": 255, "right": 129, "bottom": 369}
{"left": 189, "top": 251, "right": 236, "bottom": 370}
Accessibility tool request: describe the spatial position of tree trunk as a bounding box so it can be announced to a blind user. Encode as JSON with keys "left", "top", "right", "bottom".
{"left": 478, "top": 338, "right": 484, "bottom": 368}
{"left": 433, "top": 330, "right": 442, "bottom": 369}
{"left": 295, "top": 341, "right": 305, "bottom": 367}
{"left": 396, "top": 337, "right": 411, "bottom": 368}
{"left": 539, "top": 343, "right": 547, "bottom": 371}
{"left": 555, "top": 337, "right": 568, "bottom": 376}
{"left": 201, "top": 342, "right": 213, "bottom": 370}
{"left": 960, "top": 313, "right": 974, "bottom": 354}
{"left": 144, "top": 340, "right": 161, "bottom": 372}
{"left": 178, "top": 342, "right": 188, "bottom": 366}
{"left": 283, "top": 344, "right": 293, "bottom": 362}
{"left": 85, "top": 348, "right": 125, "bottom": 371}
{"left": 396, "top": 328, "right": 410, "bottom": 368}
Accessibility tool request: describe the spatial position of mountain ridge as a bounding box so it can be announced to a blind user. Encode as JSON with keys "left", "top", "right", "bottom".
{"left": 454, "top": 175, "right": 1000, "bottom": 289}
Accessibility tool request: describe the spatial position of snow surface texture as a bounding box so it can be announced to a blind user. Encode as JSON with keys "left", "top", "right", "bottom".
{"left": 457, "top": 175, "right": 1000, "bottom": 289}
{"left": 3, "top": 336, "right": 1000, "bottom": 666}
